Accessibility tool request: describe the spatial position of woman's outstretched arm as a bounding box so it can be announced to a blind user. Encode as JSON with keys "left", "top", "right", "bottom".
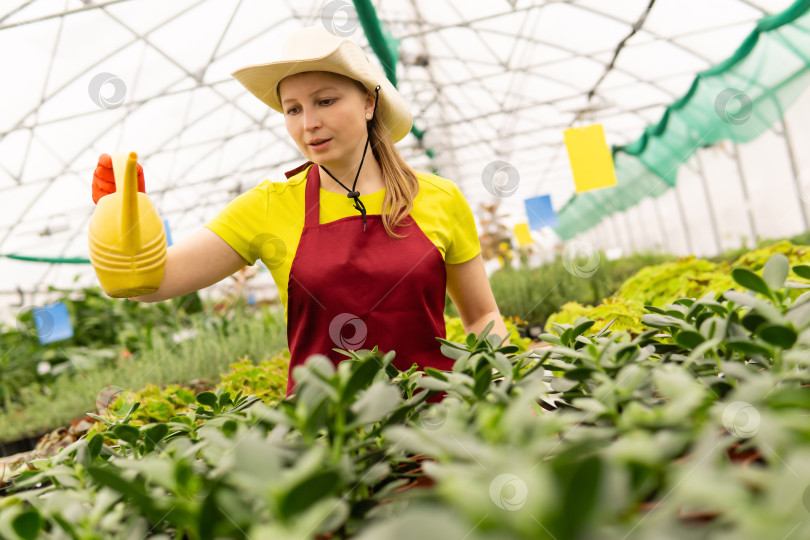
{"left": 130, "top": 228, "right": 248, "bottom": 303}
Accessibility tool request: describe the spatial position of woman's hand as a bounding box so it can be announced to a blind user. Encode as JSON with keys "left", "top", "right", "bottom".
{"left": 92, "top": 153, "right": 146, "bottom": 204}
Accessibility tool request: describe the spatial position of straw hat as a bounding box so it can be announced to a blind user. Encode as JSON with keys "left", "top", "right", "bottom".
{"left": 231, "top": 26, "right": 413, "bottom": 143}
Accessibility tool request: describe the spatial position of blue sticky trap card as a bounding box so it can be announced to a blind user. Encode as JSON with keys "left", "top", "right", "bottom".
{"left": 34, "top": 302, "right": 73, "bottom": 345}
{"left": 163, "top": 218, "right": 173, "bottom": 247}
{"left": 524, "top": 195, "right": 558, "bottom": 230}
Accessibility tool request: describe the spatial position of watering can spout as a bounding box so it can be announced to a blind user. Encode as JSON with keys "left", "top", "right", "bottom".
{"left": 88, "top": 152, "right": 167, "bottom": 298}
{"left": 112, "top": 152, "right": 141, "bottom": 254}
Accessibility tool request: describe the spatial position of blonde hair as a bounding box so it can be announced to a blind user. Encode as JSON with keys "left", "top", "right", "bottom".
{"left": 365, "top": 91, "right": 420, "bottom": 239}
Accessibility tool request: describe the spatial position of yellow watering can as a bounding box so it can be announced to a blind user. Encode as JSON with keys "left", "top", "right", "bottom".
{"left": 88, "top": 152, "right": 167, "bottom": 298}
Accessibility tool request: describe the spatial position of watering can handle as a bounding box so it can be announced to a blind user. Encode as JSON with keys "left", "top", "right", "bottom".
{"left": 110, "top": 152, "right": 141, "bottom": 253}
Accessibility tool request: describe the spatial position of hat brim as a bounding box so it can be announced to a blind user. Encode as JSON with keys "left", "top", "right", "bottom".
{"left": 231, "top": 41, "right": 413, "bottom": 143}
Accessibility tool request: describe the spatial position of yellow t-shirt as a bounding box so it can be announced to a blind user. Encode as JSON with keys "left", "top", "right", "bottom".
{"left": 204, "top": 165, "right": 481, "bottom": 318}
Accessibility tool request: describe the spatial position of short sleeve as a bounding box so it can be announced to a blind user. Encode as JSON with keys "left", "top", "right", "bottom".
{"left": 204, "top": 183, "right": 269, "bottom": 266}
{"left": 445, "top": 184, "right": 481, "bottom": 264}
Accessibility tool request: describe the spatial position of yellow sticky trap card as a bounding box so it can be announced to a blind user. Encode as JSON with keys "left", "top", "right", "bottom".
{"left": 563, "top": 124, "right": 617, "bottom": 193}
{"left": 513, "top": 223, "right": 533, "bottom": 247}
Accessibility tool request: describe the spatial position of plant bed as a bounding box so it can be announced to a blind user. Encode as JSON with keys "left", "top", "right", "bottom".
{"left": 0, "top": 306, "right": 288, "bottom": 444}
{"left": 2, "top": 254, "right": 810, "bottom": 538}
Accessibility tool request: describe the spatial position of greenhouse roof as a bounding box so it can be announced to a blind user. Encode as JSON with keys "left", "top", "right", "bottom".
{"left": 0, "top": 0, "right": 804, "bottom": 296}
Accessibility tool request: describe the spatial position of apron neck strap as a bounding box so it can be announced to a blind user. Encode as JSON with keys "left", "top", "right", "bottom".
{"left": 304, "top": 163, "right": 321, "bottom": 230}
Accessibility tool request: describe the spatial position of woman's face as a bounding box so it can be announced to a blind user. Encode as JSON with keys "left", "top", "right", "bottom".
{"left": 279, "top": 71, "right": 374, "bottom": 170}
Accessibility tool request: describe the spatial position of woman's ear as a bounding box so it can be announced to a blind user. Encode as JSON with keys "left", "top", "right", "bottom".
{"left": 365, "top": 92, "right": 376, "bottom": 116}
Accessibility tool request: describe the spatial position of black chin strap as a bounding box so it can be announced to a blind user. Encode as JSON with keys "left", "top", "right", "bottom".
{"left": 320, "top": 85, "right": 381, "bottom": 232}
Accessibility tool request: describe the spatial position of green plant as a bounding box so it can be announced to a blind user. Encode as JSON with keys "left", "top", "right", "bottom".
{"left": 545, "top": 296, "right": 647, "bottom": 334}
{"left": 546, "top": 241, "right": 810, "bottom": 333}
{"left": 5, "top": 254, "right": 810, "bottom": 539}
{"left": 369, "top": 253, "right": 810, "bottom": 539}
{"left": 87, "top": 351, "right": 290, "bottom": 433}
{"left": 0, "top": 287, "right": 206, "bottom": 413}
{"left": 216, "top": 351, "right": 289, "bottom": 404}
{"left": 474, "top": 251, "right": 671, "bottom": 327}
{"left": 0, "top": 306, "right": 287, "bottom": 443}
{"left": 444, "top": 314, "right": 532, "bottom": 353}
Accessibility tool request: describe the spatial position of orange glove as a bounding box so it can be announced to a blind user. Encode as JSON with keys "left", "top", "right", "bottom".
{"left": 92, "top": 153, "right": 145, "bottom": 204}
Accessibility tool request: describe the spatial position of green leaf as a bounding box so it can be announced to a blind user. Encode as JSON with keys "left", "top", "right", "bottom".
{"left": 674, "top": 330, "right": 705, "bottom": 349}
{"left": 731, "top": 267, "right": 771, "bottom": 297}
{"left": 350, "top": 382, "right": 401, "bottom": 425}
{"left": 217, "top": 392, "right": 232, "bottom": 408}
{"left": 111, "top": 424, "right": 140, "bottom": 446}
{"left": 488, "top": 352, "right": 513, "bottom": 379}
{"left": 474, "top": 320, "right": 496, "bottom": 347}
{"left": 439, "top": 344, "right": 468, "bottom": 362}
{"left": 424, "top": 367, "right": 448, "bottom": 381}
{"left": 741, "top": 312, "right": 766, "bottom": 333}
{"left": 342, "top": 357, "right": 381, "bottom": 401}
{"left": 725, "top": 339, "right": 773, "bottom": 357}
{"left": 596, "top": 318, "right": 616, "bottom": 337}
{"left": 538, "top": 333, "right": 562, "bottom": 345}
{"left": 571, "top": 320, "right": 596, "bottom": 340}
{"left": 122, "top": 402, "right": 141, "bottom": 423}
{"left": 758, "top": 324, "right": 797, "bottom": 349}
{"left": 564, "top": 367, "right": 594, "bottom": 381}
{"left": 723, "top": 291, "right": 785, "bottom": 323}
{"left": 278, "top": 470, "right": 341, "bottom": 518}
{"left": 144, "top": 423, "right": 169, "bottom": 446}
{"left": 86, "top": 465, "right": 162, "bottom": 523}
{"left": 786, "top": 302, "right": 810, "bottom": 329}
{"left": 559, "top": 456, "right": 602, "bottom": 539}
{"left": 199, "top": 483, "right": 221, "bottom": 540}
{"left": 641, "top": 314, "right": 690, "bottom": 331}
{"left": 87, "top": 433, "right": 104, "bottom": 459}
{"left": 793, "top": 264, "right": 810, "bottom": 280}
{"left": 196, "top": 392, "right": 217, "bottom": 408}
{"left": 473, "top": 366, "right": 492, "bottom": 398}
{"left": 12, "top": 509, "right": 41, "bottom": 540}
{"left": 300, "top": 398, "right": 330, "bottom": 440}
{"left": 767, "top": 387, "right": 810, "bottom": 409}
{"left": 85, "top": 412, "right": 113, "bottom": 426}
{"left": 762, "top": 254, "right": 790, "bottom": 290}
{"left": 550, "top": 377, "right": 579, "bottom": 392}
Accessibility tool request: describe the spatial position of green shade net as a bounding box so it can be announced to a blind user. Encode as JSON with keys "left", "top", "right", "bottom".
{"left": 353, "top": 0, "right": 425, "bottom": 140}
{"left": 554, "top": 0, "right": 810, "bottom": 241}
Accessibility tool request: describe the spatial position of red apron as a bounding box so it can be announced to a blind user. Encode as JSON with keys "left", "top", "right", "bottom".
{"left": 285, "top": 163, "right": 451, "bottom": 396}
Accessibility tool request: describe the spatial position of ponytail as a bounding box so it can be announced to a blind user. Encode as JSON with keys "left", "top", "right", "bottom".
{"left": 369, "top": 114, "right": 420, "bottom": 239}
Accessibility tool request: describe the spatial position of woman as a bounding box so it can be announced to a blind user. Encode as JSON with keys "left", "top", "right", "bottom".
{"left": 91, "top": 26, "right": 508, "bottom": 396}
